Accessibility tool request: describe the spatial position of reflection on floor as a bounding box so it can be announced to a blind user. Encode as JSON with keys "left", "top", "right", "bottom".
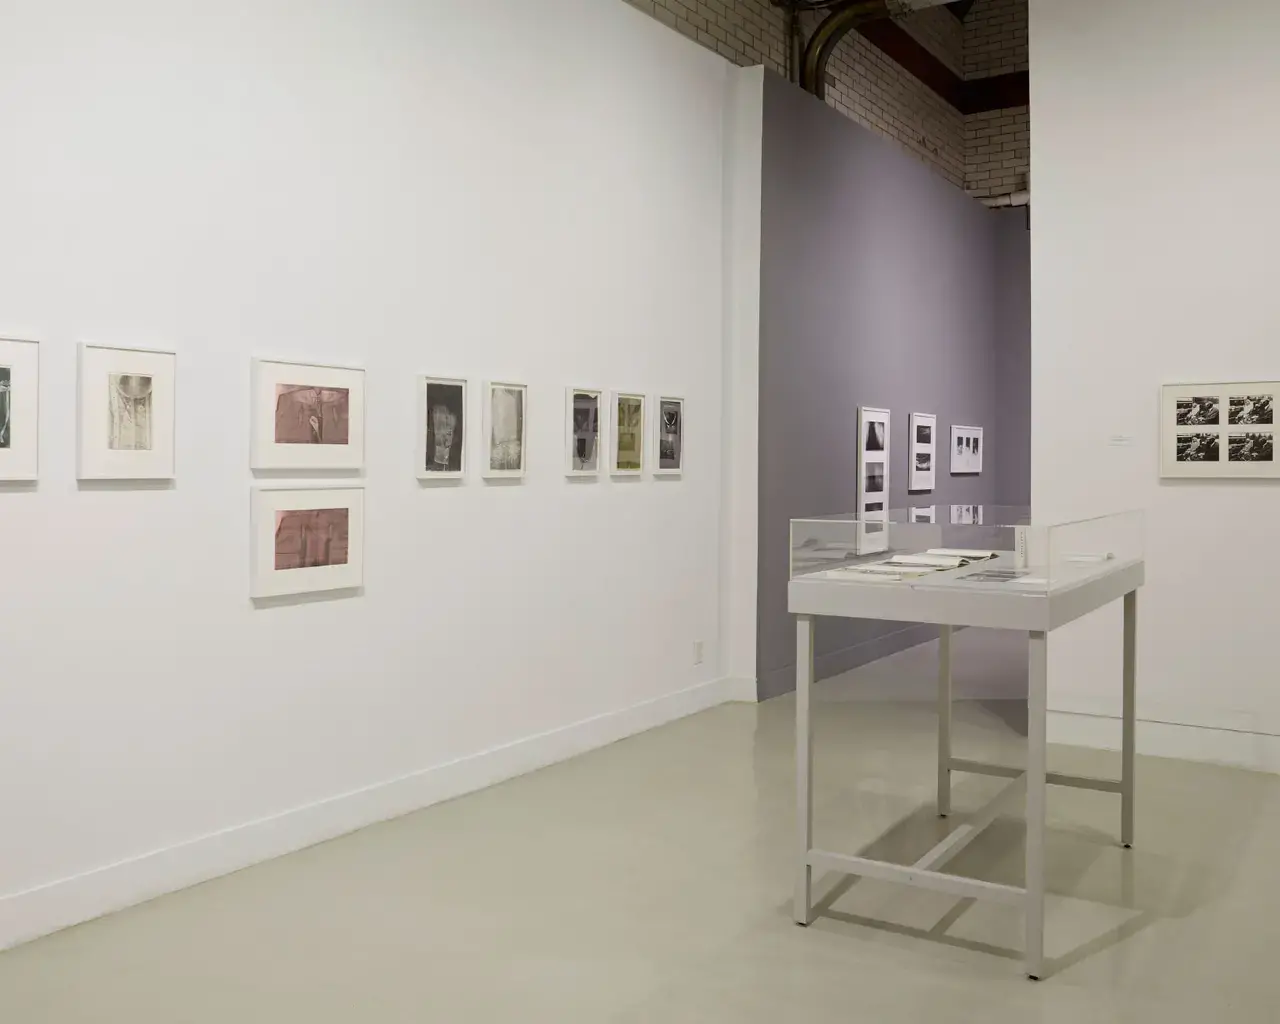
{"left": 2, "top": 679, "right": 1278, "bottom": 1022}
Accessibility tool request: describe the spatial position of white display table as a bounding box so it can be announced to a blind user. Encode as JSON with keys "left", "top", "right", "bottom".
{"left": 789, "top": 518, "right": 1143, "bottom": 980}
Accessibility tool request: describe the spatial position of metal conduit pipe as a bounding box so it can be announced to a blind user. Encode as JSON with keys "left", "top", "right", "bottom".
{"left": 798, "top": 0, "right": 956, "bottom": 100}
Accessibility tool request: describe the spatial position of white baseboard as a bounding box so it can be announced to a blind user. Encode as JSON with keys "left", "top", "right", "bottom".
{"left": 0, "top": 676, "right": 744, "bottom": 952}
{"left": 719, "top": 676, "right": 759, "bottom": 702}
{"left": 1049, "top": 709, "right": 1280, "bottom": 774}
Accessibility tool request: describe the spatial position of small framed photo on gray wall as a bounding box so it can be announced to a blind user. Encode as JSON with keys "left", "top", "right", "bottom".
{"left": 909, "top": 412, "right": 936, "bottom": 492}
{"left": 950, "top": 424, "right": 983, "bottom": 475}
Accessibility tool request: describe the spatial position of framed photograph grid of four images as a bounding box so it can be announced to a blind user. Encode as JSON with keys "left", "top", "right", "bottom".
{"left": 1161, "top": 381, "right": 1277, "bottom": 478}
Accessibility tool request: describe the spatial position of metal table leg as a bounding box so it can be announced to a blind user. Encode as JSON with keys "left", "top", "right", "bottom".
{"left": 1122, "top": 590, "right": 1137, "bottom": 848}
{"left": 937, "top": 626, "right": 953, "bottom": 818}
{"left": 1025, "top": 630, "right": 1048, "bottom": 980}
{"left": 795, "top": 614, "right": 815, "bottom": 926}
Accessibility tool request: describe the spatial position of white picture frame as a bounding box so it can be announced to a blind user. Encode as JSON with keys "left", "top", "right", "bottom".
{"left": 251, "top": 358, "right": 365, "bottom": 472}
{"left": 565, "top": 387, "right": 602, "bottom": 477}
{"left": 0, "top": 336, "right": 39, "bottom": 481}
{"left": 858, "top": 406, "right": 891, "bottom": 554}
{"left": 417, "top": 375, "right": 467, "bottom": 480}
{"left": 908, "top": 412, "right": 936, "bottom": 492}
{"left": 950, "top": 424, "right": 984, "bottom": 475}
{"left": 483, "top": 380, "right": 527, "bottom": 479}
{"left": 77, "top": 343, "right": 176, "bottom": 480}
{"left": 911, "top": 505, "right": 936, "bottom": 524}
{"left": 1160, "top": 381, "right": 1277, "bottom": 478}
{"left": 611, "top": 391, "right": 645, "bottom": 476}
{"left": 250, "top": 485, "right": 364, "bottom": 598}
{"left": 857, "top": 406, "right": 890, "bottom": 516}
{"left": 653, "top": 396, "right": 685, "bottom": 476}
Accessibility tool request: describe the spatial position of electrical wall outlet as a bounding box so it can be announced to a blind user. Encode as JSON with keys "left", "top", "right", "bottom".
{"left": 693, "top": 640, "right": 704, "bottom": 666}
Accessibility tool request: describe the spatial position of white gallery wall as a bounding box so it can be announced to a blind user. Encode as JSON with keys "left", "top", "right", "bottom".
{"left": 0, "top": 0, "right": 734, "bottom": 947}
{"left": 1031, "top": 0, "right": 1280, "bottom": 766}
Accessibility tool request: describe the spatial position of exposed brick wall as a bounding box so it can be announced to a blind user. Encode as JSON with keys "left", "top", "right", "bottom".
{"left": 818, "top": 24, "right": 965, "bottom": 186}
{"left": 624, "top": 0, "right": 786, "bottom": 74}
{"left": 963, "top": 0, "right": 1029, "bottom": 77}
{"left": 622, "top": 0, "right": 1026, "bottom": 198}
{"left": 963, "top": 0, "right": 1029, "bottom": 198}
{"left": 964, "top": 106, "right": 1029, "bottom": 198}
{"left": 899, "top": 5, "right": 963, "bottom": 75}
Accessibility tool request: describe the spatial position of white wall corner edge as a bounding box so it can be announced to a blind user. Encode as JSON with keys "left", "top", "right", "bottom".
{"left": 0, "top": 675, "right": 748, "bottom": 953}
{"left": 1048, "top": 710, "right": 1280, "bottom": 775}
{"left": 716, "top": 63, "right": 763, "bottom": 687}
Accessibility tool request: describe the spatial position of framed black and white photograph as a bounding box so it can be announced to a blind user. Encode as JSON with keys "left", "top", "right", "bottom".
{"left": 417, "top": 376, "right": 466, "bottom": 480}
{"left": 653, "top": 395, "right": 684, "bottom": 476}
{"left": 1229, "top": 432, "right": 1273, "bottom": 463}
{"left": 950, "top": 424, "right": 983, "bottom": 475}
{"left": 484, "top": 381, "right": 527, "bottom": 479}
{"left": 909, "top": 412, "right": 936, "bottom": 492}
{"left": 1161, "top": 381, "right": 1280, "bottom": 478}
{"left": 1175, "top": 432, "right": 1219, "bottom": 463}
{"left": 566, "top": 387, "right": 602, "bottom": 477}
{"left": 911, "top": 506, "right": 936, "bottom": 524}
{"left": 78, "top": 343, "right": 177, "bottom": 480}
{"left": 1175, "top": 396, "right": 1220, "bottom": 426}
{"left": 0, "top": 336, "right": 39, "bottom": 481}
{"left": 1229, "top": 395, "right": 1273, "bottom": 425}
{"left": 857, "top": 407, "right": 891, "bottom": 553}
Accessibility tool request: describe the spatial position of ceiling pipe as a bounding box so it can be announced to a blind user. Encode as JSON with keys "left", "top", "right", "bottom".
{"left": 980, "top": 190, "right": 1030, "bottom": 209}
{"left": 799, "top": 0, "right": 955, "bottom": 100}
{"left": 885, "top": 0, "right": 959, "bottom": 10}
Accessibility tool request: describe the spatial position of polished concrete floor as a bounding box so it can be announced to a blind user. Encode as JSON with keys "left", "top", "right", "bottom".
{"left": 3, "top": 645, "right": 1280, "bottom": 1020}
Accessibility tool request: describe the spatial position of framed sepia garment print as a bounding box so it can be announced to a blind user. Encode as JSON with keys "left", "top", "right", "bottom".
{"left": 251, "top": 358, "right": 366, "bottom": 471}
{"left": 77, "top": 342, "right": 176, "bottom": 480}
{"left": 251, "top": 485, "right": 365, "bottom": 598}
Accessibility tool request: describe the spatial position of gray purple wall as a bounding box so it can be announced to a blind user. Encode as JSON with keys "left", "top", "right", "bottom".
{"left": 756, "top": 73, "right": 1031, "bottom": 700}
